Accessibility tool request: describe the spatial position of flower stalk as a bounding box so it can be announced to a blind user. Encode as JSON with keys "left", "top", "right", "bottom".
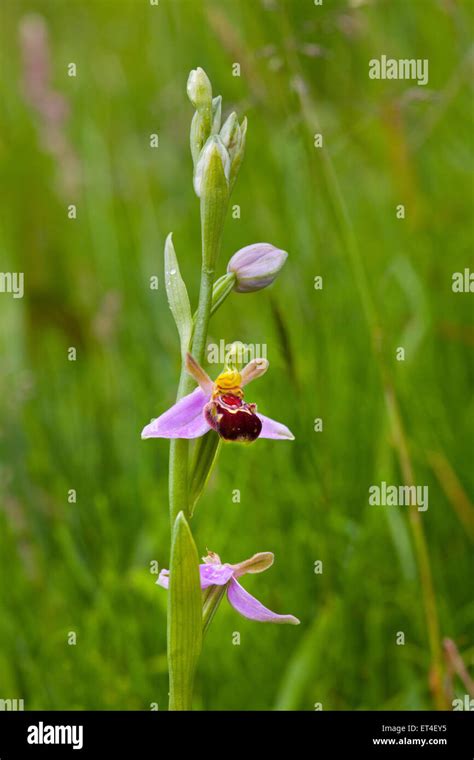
{"left": 142, "top": 67, "right": 293, "bottom": 711}
{"left": 193, "top": 139, "right": 229, "bottom": 363}
{"left": 168, "top": 76, "right": 230, "bottom": 712}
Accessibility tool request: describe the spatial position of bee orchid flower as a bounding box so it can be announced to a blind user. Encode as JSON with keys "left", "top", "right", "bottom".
{"left": 141, "top": 353, "right": 294, "bottom": 443}
{"left": 158, "top": 550, "right": 300, "bottom": 625}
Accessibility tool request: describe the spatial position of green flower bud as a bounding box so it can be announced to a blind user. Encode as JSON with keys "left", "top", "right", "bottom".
{"left": 186, "top": 67, "right": 212, "bottom": 111}
{"left": 229, "top": 116, "right": 247, "bottom": 189}
{"left": 211, "top": 95, "right": 222, "bottom": 134}
{"left": 220, "top": 112, "right": 240, "bottom": 154}
{"left": 190, "top": 110, "right": 207, "bottom": 167}
{"left": 194, "top": 136, "right": 230, "bottom": 198}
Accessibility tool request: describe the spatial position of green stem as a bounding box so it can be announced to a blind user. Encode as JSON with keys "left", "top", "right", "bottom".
{"left": 169, "top": 439, "right": 190, "bottom": 524}
{"left": 192, "top": 142, "right": 229, "bottom": 363}
{"left": 192, "top": 265, "right": 215, "bottom": 365}
{"left": 168, "top": 137, "right": 230, "bottom": 711}
{"left": 168, "top": 222, "right": 224, "bottom": 523}
{"left": 210, "top": 272, "right": 236, "bottom": 317}
{"left": 169, "top": 368, "right": 194, "bottom": 525}
{"left": 191, "top": 272, "right": 236, "bottom": 331}
{"left": 168, "top": 256, "right": 218, "bottom": 524}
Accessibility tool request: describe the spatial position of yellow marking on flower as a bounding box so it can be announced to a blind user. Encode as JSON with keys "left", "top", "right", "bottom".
{"left": 213, "top": 369, "right": 243, "bottom": 399}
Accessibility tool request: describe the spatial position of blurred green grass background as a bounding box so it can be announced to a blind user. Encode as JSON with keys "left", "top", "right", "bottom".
{"left": 0, "top": 0, "right": 473, "bottom": 710}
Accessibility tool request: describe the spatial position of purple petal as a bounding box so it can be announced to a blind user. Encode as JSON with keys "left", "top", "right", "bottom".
{"left": 200, "top": 563, "right": 235, "bottom": 588}
{"left": 226, "top": 578, "right": 300, "bottom": 624}
{"left": 141, "top": 387, "right": 210, "bottom": 439}
{"left": 157, "top": 569, "right": 170, "bottom": 589}
{"left": 157, "top": 564, "right": 235, "bottom": 590}
{"left": 257, "top": 414, "right": 295, "bottom": 440}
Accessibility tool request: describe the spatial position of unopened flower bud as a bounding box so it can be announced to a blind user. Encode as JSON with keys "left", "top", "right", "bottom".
{"left": 193, "top": 136, "right": 230, "bottom": 198}
{"left": 229, "top": 116, "right": 247, "bottom": 189}
{"left": 187, "top": 67, "right": 212, "bottom": 111}
{"left": 227, "top": 243, "right": 288, "bottom": 293}
{"left": 220, "top": 112, "right": 240, "bottom": 154}
{"left": 190, "top": 110, "right": 206, "bottom": 167}
{"left": 211, "top": 95, "right": 222, "bottom": 134}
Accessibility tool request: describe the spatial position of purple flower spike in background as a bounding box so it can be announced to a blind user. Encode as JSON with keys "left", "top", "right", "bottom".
{"left": 227, "top": 243, "right": 288, "bottom": 293}
{"left": 158, "top": 550, "right": 300, "bottom": 625}
{"left": 142, "top": 352, "right": 294, "bottom": 443}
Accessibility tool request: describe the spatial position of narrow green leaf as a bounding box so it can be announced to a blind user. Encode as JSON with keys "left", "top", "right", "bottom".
{"left": 168, "top": 511, "right": 202, "bottom": 711}
{"left": 189, "top": 431, "right": 221, "bottom": 515}
{"left": 164, "top": 233, "right": 192, "bottom": 358}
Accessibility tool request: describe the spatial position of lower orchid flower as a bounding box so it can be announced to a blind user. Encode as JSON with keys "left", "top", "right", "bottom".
{"left": 141, "top": 352, "right": 294, "bottom": 443}
{"left": 158, "top": 550, "right": 300, "bottom": 625}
